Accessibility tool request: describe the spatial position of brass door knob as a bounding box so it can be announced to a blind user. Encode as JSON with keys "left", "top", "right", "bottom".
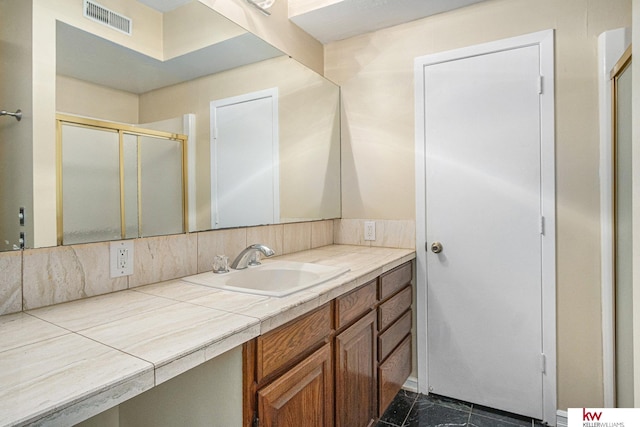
{"left": 431, "top": 241, "right": 443, "bottom": 254}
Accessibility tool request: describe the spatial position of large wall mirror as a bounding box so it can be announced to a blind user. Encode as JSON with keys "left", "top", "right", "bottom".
{"left": 0, "top": 0, "right": 341, "bottom": 252}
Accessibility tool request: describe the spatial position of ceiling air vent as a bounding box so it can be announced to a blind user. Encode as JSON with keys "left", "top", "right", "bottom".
{"left": 83, "top": 0, "right": 132, "bottom": 35}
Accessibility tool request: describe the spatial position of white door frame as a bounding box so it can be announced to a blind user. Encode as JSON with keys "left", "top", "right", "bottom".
{"left": 597, "top": 27, "right": 632, "bottom": 408}
{"left": 210, "top": 88, "right": 280, "bottom": 229}
{"left": 414, "top": 30, "right": 556, "bottom": 424}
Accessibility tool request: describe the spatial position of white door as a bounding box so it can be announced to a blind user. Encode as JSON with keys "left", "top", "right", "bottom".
{"left": 418, "top": 35, "right": 555, "bottom": 420}
{"left": 210, "top": 89, "right": 279, "bottom": 229}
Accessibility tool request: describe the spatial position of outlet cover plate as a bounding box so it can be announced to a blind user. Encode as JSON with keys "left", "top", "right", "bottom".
{"left": 364, "top": 221, "right": 376, "bottom": 241}
{"left": 110, "top": 240, "right": 134, "bottom": 278}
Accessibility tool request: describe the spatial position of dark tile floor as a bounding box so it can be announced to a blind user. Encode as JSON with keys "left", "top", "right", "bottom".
{"left": 376, "top": 390, "right": 543, "bottom": 427}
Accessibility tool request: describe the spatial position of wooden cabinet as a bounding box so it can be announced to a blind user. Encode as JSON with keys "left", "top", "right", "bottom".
{"left": 378, "top": 336, "right": 411, "bottom": 414}
{"left": 377, "top": 262, "right": 413, "bottom": 417}
{"left": 379, "top": 310, "right": 411, "bottom": 361}
{"left": 378, "top": 286, "right": 412, "bottom": 331}
{"left": 245, "top": 304, "right": 333, "bottom": 427}
{"left": 335, "top": 310, "right": 377, "bottom": 427}
{"left": 256, "top": 303, "right": 332, "bottom": 383}
{"left": 258, "top": 343, "right": 333, "bottom": 427}
{"left": 244, "top": 261, "right": 413, "bottom": 427}
{"left": 335, "top": 280, "right": 377, "bottom": 329}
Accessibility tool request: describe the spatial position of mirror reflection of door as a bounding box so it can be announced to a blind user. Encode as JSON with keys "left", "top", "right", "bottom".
{"left": 210, "top": 88, "right": 279, "bottom": 229}
{"left": 612, "top": 46, "right": 632, "bottom": 408}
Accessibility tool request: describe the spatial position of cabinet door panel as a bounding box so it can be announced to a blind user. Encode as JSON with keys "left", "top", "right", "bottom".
{"left": 258, "top": 343, "right": 333, "bottom": 427}
{"left": 335, "top": 310, "right": 377, "bottom": 427}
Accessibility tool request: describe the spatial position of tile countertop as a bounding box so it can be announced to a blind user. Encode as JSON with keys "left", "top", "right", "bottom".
{"left": 0, "top": 245, "right": 415, "bottom": 427}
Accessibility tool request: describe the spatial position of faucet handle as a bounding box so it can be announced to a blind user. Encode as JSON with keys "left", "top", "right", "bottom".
{"left": 212, "top": 255, "right": 229, "bottom": 274}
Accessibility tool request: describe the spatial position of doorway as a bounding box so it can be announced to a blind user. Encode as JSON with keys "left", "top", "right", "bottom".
{"left": 414, "top": 30, "right": 556, "bottom": 423}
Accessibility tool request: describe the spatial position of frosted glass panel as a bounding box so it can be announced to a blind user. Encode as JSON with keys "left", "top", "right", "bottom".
{"left": 139, "top": 136, "right": 184, "bottom": 237}
{"left": 615, "top": 62, "right": 633, "bottom": 407}
{"left": 62, "top": 125, "right": 120, "bottom": 244}
{"left": 123, "top": 134, "right": 139, "bottom": 239}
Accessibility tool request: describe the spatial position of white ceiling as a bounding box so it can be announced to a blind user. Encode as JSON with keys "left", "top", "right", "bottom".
{"left": 136, "top": 0, "right": 192, "bottom": 12}
{"left": 290, "top": 0, "right": 489, "bottom": 44}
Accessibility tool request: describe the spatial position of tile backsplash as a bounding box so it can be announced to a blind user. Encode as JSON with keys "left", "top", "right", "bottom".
{"left": 23, "top": 243, "right": 129, "bottom": 310}
{"left": 0, "top": 219, "right": 414, "bottom": 315}
{"left": 0, "top": 251, "right": 21, "bottom": 315}
{"left": 334, "top": 219, "right": 415, "bottom": 249}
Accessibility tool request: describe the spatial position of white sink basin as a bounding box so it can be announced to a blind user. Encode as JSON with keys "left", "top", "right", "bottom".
{"left": 182, "top": 261, "right": 350, "bottom": 297}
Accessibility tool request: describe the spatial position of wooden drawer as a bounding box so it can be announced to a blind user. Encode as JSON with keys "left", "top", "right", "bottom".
{"left": 335, "top": 280, "right": 377, "bottom": 330}
{"left": 378, "top": 335, "right": 412, "bottom": 417}
{"left": 378, "top": 286, "right": 412, "bottom": 331}
{"left": 378, "top": 309, "right": 411, "bottom": 361}
{"left": 379, "top": 262, "right": 412, "bottom": 301}
{"left": 256, "top": 303, "right": 332, "bottom": 382}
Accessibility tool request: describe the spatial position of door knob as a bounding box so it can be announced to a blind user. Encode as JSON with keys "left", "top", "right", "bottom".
{"left": 431, "top": 241, "right": 443, "bottom": 254}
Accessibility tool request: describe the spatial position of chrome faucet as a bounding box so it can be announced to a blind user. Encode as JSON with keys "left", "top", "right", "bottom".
{"left": 230, "top": 243, "right": 275, "bottom": 270}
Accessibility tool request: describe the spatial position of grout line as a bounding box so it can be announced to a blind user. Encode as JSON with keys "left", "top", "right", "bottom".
{"left": 399, "top": 392, "right": 419, "bottom": 426}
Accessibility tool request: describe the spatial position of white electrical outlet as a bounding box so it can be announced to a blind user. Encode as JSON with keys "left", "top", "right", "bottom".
{"left": 110, "top": 241, "right": 134, "bottom": 278}
{"left": 364, "top": 221, "right": 376, "bottom": 241}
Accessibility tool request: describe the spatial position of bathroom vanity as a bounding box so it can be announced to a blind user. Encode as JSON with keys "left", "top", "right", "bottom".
{"left": 243, "top": 261, "right": 413, "bottom": 427}
{"left": 0, "top": 245, "right": 414, "bottom": 427}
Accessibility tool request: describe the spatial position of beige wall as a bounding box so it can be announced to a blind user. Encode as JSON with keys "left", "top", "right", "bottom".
{"left": 325, "top": 0, "right": 632, "bottom": 410}
{"left": 138, "top": 56, "right": 340, "bottom": 231}
{"left": 57, "top": 76, "right": 139, "bottom": 124}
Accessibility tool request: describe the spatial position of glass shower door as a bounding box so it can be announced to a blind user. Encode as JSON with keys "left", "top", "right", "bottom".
{"left": 612, "top": 47, "right": 632, "bottom": 408}
{"left": 61, "top": 124, "right": 121, "bottom": 244}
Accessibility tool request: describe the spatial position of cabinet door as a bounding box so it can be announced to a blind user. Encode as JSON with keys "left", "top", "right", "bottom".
{"left": 335, "top": 310, "right": 377, "bottom": 427}
{"left": 258, "top": 343, "right": 333, "bottom": 427}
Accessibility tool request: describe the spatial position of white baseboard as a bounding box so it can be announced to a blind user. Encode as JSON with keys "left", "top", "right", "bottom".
{"left": 556, "top": 410, "right": 567, "bottom": 427}
{"left": 402, "top": 376, "right": 418, "bottom": 393}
